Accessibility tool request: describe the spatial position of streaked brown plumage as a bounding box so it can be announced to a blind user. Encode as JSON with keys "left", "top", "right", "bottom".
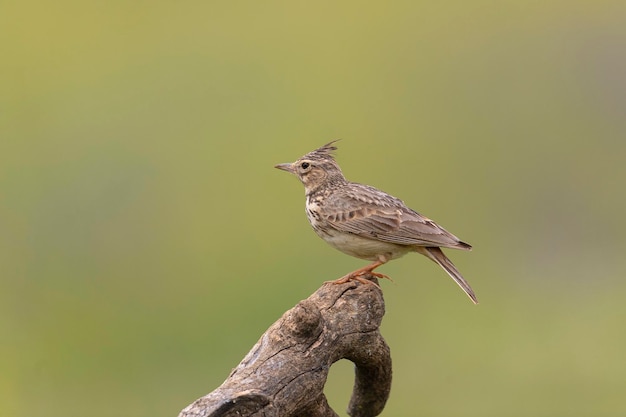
{"left": 275, "top": 141, "right": 478, "bottom": 304}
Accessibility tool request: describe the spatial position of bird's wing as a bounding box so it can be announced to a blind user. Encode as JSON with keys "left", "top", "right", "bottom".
{"left": 323, "top": 183, "right": 471, "bottom": 250}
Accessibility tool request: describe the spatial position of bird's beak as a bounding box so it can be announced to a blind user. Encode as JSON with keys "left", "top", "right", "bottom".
{"left": 274, "top": 163, "right": 295, "bottom": 174}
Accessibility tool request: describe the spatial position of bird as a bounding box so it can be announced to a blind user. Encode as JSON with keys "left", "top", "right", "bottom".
{"left": 274, "top": 141, "right": 478, "bottom": 304}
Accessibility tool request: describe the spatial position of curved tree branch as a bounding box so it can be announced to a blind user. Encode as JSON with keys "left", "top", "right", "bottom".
{"left": 178, "top": 277, "right": 391, "bottom": 417}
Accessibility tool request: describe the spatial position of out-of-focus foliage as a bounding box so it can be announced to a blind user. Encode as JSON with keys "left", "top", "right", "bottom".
{"left": 2, "top": 1, "right": 625, "bottom": 416}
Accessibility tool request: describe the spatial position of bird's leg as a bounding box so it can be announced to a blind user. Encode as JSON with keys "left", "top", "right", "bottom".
{"left": 327, "top": 258, "right": 392, "bottom": 287}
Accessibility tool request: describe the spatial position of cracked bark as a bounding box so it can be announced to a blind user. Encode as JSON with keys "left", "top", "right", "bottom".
{"left": 178, "top": 277, "right": 391, "bottom": 417}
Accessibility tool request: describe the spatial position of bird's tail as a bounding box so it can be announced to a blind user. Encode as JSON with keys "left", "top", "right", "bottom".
{"left": 418, "top": 246, "right": 478, "bottom": 304}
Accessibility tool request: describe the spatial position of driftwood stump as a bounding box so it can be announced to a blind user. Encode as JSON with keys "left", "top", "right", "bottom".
{"left": 179, "top": 277, "right": 391, "bottom": 417}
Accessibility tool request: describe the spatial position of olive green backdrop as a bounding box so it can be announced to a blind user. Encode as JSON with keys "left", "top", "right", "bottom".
{"left": 2, "top": 1, "right": 625, "bottom": 416}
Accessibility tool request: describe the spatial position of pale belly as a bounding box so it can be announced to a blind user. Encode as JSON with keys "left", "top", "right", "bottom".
{"left": 319, "top": 229, "right": 412, "bottom": 261}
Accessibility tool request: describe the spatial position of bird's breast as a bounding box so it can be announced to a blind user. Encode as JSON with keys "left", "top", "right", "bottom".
{"left": 305, "top": 197, "right": 326, "bottom": 233}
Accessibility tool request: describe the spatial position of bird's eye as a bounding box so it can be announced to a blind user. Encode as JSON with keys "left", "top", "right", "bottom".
{"left": 300, "top": 162, "right": 310, "bottom": 169}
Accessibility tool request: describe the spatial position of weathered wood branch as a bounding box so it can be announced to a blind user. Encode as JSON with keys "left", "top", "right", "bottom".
{"left": 179, "top": 277, "right": 391, "bottom": 417}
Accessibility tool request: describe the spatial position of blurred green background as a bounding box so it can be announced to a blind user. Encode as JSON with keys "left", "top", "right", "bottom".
{"left": 2, "top": 1, "right": 626, "bottom": 416}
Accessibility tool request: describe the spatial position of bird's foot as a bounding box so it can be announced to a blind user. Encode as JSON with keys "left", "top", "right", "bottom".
{"left": 324, "top": 274, "right": 382, "bottom": 291}
{"left": 325, "top": 269, "right": 391, "bottom": 289}
{"left": 324, "top": 259, "right": 392, "bottom": 289}
{"left": 325, "top": 273, "right": 382, "bottom": 289}
{"left": 368, "top": 271, "right": 393, "bottom": 282}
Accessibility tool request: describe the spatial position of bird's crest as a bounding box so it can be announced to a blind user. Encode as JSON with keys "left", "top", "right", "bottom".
{"left": 302, "top": 140, "right": 340, "bottom": 162}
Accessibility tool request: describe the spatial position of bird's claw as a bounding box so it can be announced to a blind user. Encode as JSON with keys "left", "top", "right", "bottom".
{"left": 368, "top": 271, "right": 393, "bottom": 282}
{"left": 325, "top": 270, "right": 389, "bottom": 290}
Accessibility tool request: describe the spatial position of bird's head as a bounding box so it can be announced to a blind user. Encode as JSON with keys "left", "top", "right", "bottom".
{"left": 275, "top": 140, "right": 346, "bottom": 193}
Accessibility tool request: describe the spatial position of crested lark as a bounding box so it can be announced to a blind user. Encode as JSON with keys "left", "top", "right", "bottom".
{"left": 275, "top": 141, "right": 477, "bottom": 304}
